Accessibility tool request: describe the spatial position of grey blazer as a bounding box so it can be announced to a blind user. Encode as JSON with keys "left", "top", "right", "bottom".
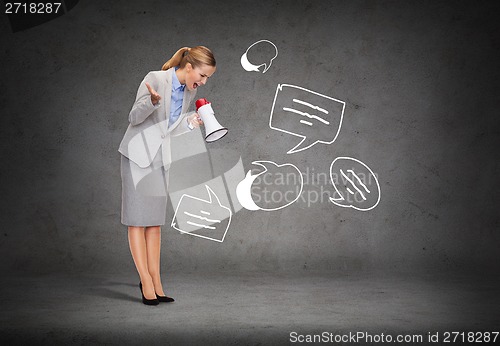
{"left": 118, "top": 68, "right": 197, "bottom": 169}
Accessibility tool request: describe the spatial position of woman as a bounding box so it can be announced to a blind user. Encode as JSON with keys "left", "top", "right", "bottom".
{"left": 118, "top": 46, "right": 216, "bottom": 305}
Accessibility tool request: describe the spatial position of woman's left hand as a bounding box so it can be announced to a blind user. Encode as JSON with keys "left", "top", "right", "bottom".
{"left": 187, "top": 113, "right": 204, "bottom": 128}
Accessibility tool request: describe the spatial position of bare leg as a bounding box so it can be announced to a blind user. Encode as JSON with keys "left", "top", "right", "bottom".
{"left": 128, "top": 226, "right": 156, "bottom": 299}
{"left": 145, "top": 226, "right": 166, "bottom": 296}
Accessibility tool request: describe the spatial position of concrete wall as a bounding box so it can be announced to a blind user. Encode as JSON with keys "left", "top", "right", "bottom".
{"left": 1, "top": 0, "right": 498, "bottom": 275}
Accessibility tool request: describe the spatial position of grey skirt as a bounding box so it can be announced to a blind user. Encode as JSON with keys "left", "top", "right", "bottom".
{"left": 120, "top": 147, "right": 170, "bottom": 227}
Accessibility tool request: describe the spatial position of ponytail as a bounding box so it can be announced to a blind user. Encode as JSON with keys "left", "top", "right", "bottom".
{"left": 161, "top": 47, "right": 190, "bottom": 71}
{"left": 161, "top": 46, "right": 216, "bottom": 71}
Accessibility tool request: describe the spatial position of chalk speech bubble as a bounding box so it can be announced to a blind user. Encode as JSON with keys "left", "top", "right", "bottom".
{"left": 269, "top": 84, "right": 345, "bottom": 154}
{"left": 171, "top": 185, "right": 232, "bottom": 242}
{"left": 329, "top": 157, "right": 381, "bottom": 211}
{"left": 236, "top": 160, "right": 303, "bottom": 211}
{"left": 240, "top": 40, "right": 278, "bottom": 73}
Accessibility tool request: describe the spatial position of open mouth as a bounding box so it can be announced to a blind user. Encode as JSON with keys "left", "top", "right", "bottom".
{"left": 193, "top": 82, "right": 199, "bottom": 89}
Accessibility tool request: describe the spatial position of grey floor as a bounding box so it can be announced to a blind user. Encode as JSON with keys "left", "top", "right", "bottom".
{"left": 1, "top": 270, "right": 499, "bottom": 345}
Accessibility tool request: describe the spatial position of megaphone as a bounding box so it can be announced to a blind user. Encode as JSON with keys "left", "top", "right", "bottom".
{"left": 195, "top": 98, "right": 228, "bottom": 143}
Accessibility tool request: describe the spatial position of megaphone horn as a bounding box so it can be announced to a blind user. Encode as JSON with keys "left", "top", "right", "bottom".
{"left": 196, "top": 98, "right": 228, "bottom": 143}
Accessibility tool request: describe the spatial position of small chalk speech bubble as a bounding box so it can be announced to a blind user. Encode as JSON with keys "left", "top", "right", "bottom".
{"left": 329, "top": 157, "right": 381, "bottom": 211}
{"left": 171, "top": 185, "right": 232, "bottom": 242}
{"left": 240, "top": 40, "right": 278, "bottom": 73}
{"left": 236, "top": 160, "right": 303, "bottom": 211}
{"left": 269, "top": 84, "right": 345, "bottom": 154}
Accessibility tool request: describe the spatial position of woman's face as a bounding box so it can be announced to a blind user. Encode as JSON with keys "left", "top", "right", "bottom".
{"left": 182, "top": 63, "right": 216, "bottom": 91}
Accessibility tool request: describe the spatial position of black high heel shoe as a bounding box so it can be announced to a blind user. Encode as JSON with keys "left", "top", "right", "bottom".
{"left": 139, "top": 282, "right": 159, "bottom": 306}
{"left": 155, "top": 293, "right": 175, "bottom": 303}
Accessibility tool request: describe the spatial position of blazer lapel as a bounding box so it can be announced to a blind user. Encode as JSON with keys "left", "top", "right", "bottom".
{"left": 163, "top": 69, "right": 173, "bottom": 121}
{"left": 153, "top": 69, "right": 173, "bottom": 137}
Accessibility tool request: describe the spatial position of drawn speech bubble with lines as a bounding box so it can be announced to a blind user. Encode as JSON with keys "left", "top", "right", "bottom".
{"left": 269, "top": 84, "right": 345, "bottom": 154}
{"left": 329, "top": 157, "right": 381, "bottom": 211}
{"left": 171, "top": 185, "right": 232, "bottom": 242}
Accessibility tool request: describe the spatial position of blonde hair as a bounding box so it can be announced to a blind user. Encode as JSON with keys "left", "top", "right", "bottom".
{"left": 161, "top": 46, "right": 216, "bottom": 71}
